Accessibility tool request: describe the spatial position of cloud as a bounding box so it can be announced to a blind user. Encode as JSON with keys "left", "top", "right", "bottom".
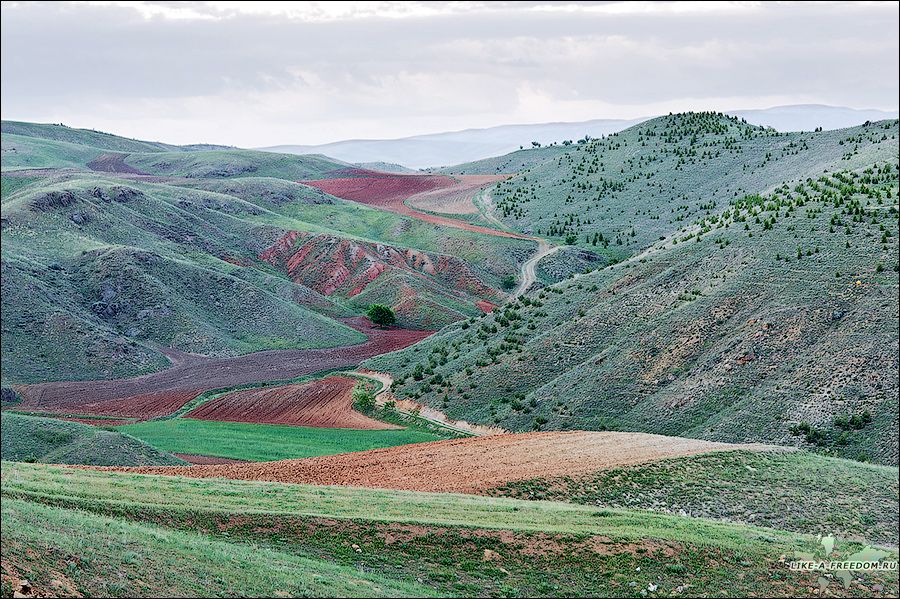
{"left": 1, "top": 1, "right": 897, "bottom": 146}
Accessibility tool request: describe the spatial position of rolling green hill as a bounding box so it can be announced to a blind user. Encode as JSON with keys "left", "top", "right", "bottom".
{"left": 4, "top": 461, "right": 896, "bottom": 597}
{"left": 1, "top": 120, "right": 188, "bottom": 153}
{"left": 489, "top": 450, "right": 899, "bottom": 547}
{"left": 477, "top": 114, "right": 897, "bottom": 247}
{"left": 0, "top": 412, "right": 185, "bottom": 466}
{"left": 1, "top": 125, "right": 531, "bottom": 383}
{"left": 122, "top": 148, "right": 347, "bottom": 179}
{"left": 367, "top": 117, "right": 900, "bottom": 465}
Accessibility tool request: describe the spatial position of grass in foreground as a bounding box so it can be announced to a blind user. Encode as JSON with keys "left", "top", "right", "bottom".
{"left": 3, "top": 462, "right": 896, "bottom": 598}
{"left": 0, "top": 412, "right": 185, "bottom": 466}
{"left": 1, "top": 498, "right": 434, "bottom": 598}
{"left": 115, "top": 418, "right": 444, "bottom": 461}
{"left": 489, "top": 450, "right": 900, "bottom": 548}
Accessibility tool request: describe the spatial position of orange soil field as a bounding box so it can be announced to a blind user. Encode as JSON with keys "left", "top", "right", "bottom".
{"left": 98, "top": 431, "right": 783, "bottom": 494}
{"left": 186, "top": 375, "right": 397, "bottom": 430}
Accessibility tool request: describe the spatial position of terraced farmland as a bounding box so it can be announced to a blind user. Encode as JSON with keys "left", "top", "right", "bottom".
{"left": 186, "top": 376, "right": 397, "bottom": 429}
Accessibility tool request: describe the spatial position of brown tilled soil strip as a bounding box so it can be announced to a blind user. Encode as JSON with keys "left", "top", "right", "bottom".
{"left": 93, "top": 431, "right": 787, "bottom": 494}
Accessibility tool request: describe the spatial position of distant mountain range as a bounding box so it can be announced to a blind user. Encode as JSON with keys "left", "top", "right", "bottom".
{"left": 260, "top": 105, "right": 898, "bottom": 169}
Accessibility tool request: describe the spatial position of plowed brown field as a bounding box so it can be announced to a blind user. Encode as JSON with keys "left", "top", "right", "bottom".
{"left": 302, "top": 171, "right": 527, "bottom": 239}
{"left": 406, "top": 175, "right": 506, "bottom": 215}
{"left": 98, "top": 431, "right": 783, "bottom": 493}
{"left": 12, "top": 389, "right": 202, "bottom": 420}
{"left": 14, "top": 318, "right": 431, "bottom": 420}
{"left": 186, "top": 376, "right": 397, "bottom": 429}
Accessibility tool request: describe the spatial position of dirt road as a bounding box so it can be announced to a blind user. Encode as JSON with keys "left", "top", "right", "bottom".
{"left": 513, "top": 239, "right": 560, "bottom": 297}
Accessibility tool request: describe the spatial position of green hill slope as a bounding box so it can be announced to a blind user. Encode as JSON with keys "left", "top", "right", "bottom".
{"left": 482, "top": 114, "right": 897, "bottom": 246}
{"left": 122, "top": 148, "right": 347, "bottom": 179}
{"left": 489, "top": 450, "right": 899, "bottom": 547}
{"left": 368, "top": 124, "right": 899, "bottom": 465}
{"left": 1, "top": 142, "right": 529, "bottom": 382}
{"left": 4, "top": 461, "right": 896, "bottom": 597}
{"left": 0, "top": 412, "right": 185, "bottom": 466}
{"left": 1, "top": 120, "right": 186, "bottom": 153}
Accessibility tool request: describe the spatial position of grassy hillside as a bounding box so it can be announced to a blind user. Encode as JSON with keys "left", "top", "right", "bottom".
{"left": 0, "top": 412, "right": 185, "bottom": 466}
{"left": 0, "top": 168, "right": 527, "bottom": 383}
{"left": 368, "top": 131, "right": 899, "bottom": 464}
{"left": 435, "top": 143, "right": 572, "bottom": 175}
{"left": 490, "top": 450, "right": 899, "bottom": 547}
{"left": 1, "top": 120, "right": 185, "bottom": 153}
{"left": 3, "top": 462, "right": 896, "bottom": 597}
{"left": 1, "top": 133, "right": 103, "bottom": 171}
{"left": 0, "top": 176, "right": 368, "bottom": 382}
{"left": 2, "top": 498, "right": 433, "bottom": 598}
{"left": 485, "top": 114, "right": 897, "bottom": 248}
{"left": 122, "top": 149, "right": 346, "bottom": 179}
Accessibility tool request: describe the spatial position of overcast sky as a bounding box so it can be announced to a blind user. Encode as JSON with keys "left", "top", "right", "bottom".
{"left": 1, "top": 1, "right": 898, "bottom": 146}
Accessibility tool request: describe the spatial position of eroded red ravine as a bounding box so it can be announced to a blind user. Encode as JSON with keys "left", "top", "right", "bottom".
{"left": 259, "top": 231, "right": 498, "bottom": 302}
{"left": 12, "top": 318, "right": 432, "bottom": 420}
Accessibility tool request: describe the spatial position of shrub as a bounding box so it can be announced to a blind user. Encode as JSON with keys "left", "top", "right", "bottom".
{"left": 367, "top": 304, "right": 396, "bottom": 327}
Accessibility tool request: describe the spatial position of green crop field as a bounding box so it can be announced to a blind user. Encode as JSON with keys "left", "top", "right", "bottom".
{"left": 0, "top": 412, "right": 185, "bottom": 466}
{"left": 115, "top": 418, "right": 445, "bottom": 461}
{"left": 3, "top": 462, "right": 897, "bottom": 598}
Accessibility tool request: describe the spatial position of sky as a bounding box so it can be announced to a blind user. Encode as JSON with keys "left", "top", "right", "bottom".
{"left": 1, "top": 1, "right": 898, "bottom": 147}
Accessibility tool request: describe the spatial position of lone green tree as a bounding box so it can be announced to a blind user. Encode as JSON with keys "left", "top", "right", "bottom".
{"left": 367, "top": 304, "right": 397, "bottom": 328}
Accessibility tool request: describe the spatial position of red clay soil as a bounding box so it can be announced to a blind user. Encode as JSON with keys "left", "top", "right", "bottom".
{"left": 475, "top": 300, "right": 498, "bottom": 313}
{"left": 100, "top": 431, "right": 783, "bottom": 494}
{"left": 12, "top": 388, "right": 202, "bottom": 420}
{"left": 186, "top": 376, "right": 398, "bottom": 430}
{"left": 302, "top": 172, "right": 529, "bottom": 240}
{"left": 14, "top": 318, "right": 432, "bottom": 420}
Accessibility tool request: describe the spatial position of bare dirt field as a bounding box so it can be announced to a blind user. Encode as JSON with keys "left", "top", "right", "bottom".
{"left": 405, "top": 175, "right": 509, "bottom": 215}
{"left": 186, "top": 375, "right": 397, "bottom": 430}
{"left": 13, "top": 318, "right": 432, "bottom": 420}
{"left": 87, "top": 153, "right": 149, "bottom": 175}
{"left": 98, "top": 431, "right": 782, "bottom": 493}
{"left": 303, "top": 171, "right": 528, "bottom": 239}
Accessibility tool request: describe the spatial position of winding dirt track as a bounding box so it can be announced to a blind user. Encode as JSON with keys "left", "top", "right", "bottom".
{"left": 513, "top": 239, "right": 560, "bottom": 298}
{"left": 98, "top": 431, "right": 783, "bottom": 494}
{"left": 13, "top": 318, "right": 431, "bottom": 419}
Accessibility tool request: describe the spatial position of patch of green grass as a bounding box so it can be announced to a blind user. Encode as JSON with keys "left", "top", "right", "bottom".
{"left": 0, "top": 412, "right": 184, "bottom": 466}
{"left": 1, "top": 134, "right": 102, "bottom": 171}
{"left": 1, "top": 498, "right": 435, "bottom": 598}
{"left": 489, "top": 450, "right": 900, "bottom": 547}
{"left": 115, "top": 418, "right": 444, "bottom": 461}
